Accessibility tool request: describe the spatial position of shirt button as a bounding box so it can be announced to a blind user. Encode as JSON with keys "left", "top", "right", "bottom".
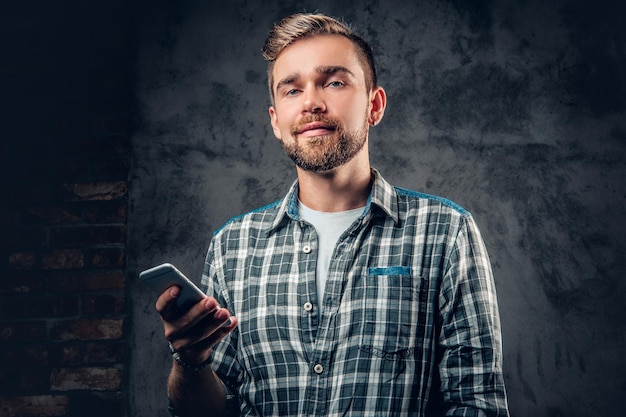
{"left": 313, "top": 364, "right": 324, "bottom": 374}
{"left": 302, "top": 245, "right": 312, "bottom": 254}
{"left": 303, "top": 302, "right": 313, "bottom": 312}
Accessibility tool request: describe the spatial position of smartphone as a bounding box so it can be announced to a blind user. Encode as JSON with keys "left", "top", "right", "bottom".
{"left": 139, "top": 263, "right": 206, "bottom": 313}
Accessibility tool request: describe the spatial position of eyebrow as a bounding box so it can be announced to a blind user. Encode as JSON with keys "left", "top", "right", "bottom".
{"left": 275, "top": 65, "right": 355, "bottom": 93}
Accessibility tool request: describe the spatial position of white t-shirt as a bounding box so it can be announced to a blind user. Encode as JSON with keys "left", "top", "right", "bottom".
{"left": 298, "top": 201, "right": 364, "bottom": 314}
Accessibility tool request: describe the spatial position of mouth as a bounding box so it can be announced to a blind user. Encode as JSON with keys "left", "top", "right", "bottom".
{"left": 294, "top": 121, "right": 336, "bottom": 137}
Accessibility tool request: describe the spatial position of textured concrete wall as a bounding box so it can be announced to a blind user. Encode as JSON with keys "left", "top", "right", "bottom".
{"left": 128, "top": 0, "right": 626, "bottom": 416}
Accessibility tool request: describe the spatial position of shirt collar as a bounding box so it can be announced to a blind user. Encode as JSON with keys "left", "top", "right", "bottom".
{"left": 268, "top": 168, "right": 399, "bottom": 234}
{"left": 366, "top": 168, "right": 400, "bottom": 224}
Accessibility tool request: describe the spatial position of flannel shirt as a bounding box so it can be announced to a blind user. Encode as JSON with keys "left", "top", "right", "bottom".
{"left": 200, "top": 169, "right": 509, "bottom": 416}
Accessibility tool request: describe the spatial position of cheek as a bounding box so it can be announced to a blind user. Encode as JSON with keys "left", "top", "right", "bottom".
{"left": 341, "top": 95, "right": 369, "bottom": 115}
{"left": 344, "top": 105, "right": 370, "bottom": 128}
{"left": 271, "top": 120, "right": 284, "bottom": 140}
{"left": 272, "top": 108, "right": 298, "bottom": 134}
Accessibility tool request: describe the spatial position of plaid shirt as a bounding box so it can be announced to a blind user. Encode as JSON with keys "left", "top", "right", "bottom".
{"left": 201, "top": 169, "right": 509, "bottom": 416}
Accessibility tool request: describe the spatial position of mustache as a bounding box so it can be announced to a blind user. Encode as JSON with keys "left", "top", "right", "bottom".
{"left": 290, "top": 115, "right": 341, "bottom": 136}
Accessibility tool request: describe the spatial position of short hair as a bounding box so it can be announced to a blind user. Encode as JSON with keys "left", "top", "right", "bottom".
{"left": 262, "top": 13, "right": 378, "bottom": 103}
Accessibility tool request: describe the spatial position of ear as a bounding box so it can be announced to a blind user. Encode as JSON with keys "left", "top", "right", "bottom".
{"left": 268, "top": 106, "right": 282, "bottom": 140}
{"left": 368, "top": 86, "right": 387, "bottom": 126}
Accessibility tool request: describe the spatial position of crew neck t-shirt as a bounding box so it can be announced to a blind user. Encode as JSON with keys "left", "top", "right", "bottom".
{"left": 298, "top": 201, "right": 364, "bottom": 313}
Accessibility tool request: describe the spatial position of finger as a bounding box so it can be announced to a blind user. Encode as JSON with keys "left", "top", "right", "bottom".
{"left": 162, "top": 298, "right": 218, "bottom": 340}
{"left": 169, "top": 306, "right": 232, "bottom": 346}
{"left": 155, "top": 285, "right": 186, "bottom": 317}
{"left": 174, "top": 315, "right": 238, "bottom": 363}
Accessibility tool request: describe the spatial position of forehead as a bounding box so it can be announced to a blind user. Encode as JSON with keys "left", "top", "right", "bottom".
{"left": 272, "top": 35, "right": 365, "bottom": 86}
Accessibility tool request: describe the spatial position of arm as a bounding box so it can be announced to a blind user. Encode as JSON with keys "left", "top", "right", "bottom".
{"left": 438, "top": 215, "right": 509, "bottom": 417}
{"left": 167, "top": 361, "right": 229, "bottom": 417}
{"left": 156, "top": 286, "right": 238, "bottom": 417}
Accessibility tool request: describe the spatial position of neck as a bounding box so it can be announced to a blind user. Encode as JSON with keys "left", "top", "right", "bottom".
{"left": 296, "top": 159, "right": 372, "bottom": 212}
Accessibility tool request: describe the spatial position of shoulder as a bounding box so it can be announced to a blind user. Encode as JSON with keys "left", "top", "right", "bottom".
{"left": 213, "top": 198, "right": 284, "bottom": 237}
{"left": 370, "top": 169, "right": 471, "bottom": 222}
{"left": 393, "top": 186, "right": 471, "bottom": 217}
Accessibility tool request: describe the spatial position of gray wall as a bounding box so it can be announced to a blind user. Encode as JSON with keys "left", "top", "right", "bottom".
{"left": 128, "top": 0, "right": 626, "bottom": 416}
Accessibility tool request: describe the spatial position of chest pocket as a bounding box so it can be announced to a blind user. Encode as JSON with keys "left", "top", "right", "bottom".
{"left": 359, "top": 266, "right": 424, "bottom": 357}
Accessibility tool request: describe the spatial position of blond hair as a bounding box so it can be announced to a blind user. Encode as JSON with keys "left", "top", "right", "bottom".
{"left": 262, "top": 13, "right": 378, "bottom": 103}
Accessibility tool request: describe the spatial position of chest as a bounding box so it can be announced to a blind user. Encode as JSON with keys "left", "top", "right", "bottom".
{"left": 233, "top": 217, "right": 448, "bottom": 361}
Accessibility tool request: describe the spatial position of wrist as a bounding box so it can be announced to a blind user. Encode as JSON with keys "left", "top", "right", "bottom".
{"left": 168, "top": 342, "right": 212, "bottom": 372}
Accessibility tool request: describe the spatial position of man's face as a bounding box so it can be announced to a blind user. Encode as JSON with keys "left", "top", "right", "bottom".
{"left": 268, "top": 35, "right": 376, "bottom": 173}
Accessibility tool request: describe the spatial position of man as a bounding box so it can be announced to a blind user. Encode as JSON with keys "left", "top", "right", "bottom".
{"left": 156, "top": 12, "right": 509, "bottom": 417}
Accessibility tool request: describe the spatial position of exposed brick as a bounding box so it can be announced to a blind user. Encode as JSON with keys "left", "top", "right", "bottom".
{"left": 78, "top": 135, "right": 129, "bottom": 156}
{"left": 61, "top": 181, "right": 127, "bottom": 201}
{"left": 50, "top": 318, "right": 124, "bottom": 341}
{"left": 51, "top": 159, "right": 90, "bottom": 179}
{"left": 109, "top": 136, "right": 130, "bottom": 155}
{"left": 22, "top": 202, "right": 127, "bottom": 226}
{"left": 47, "top": 269, "right": 125, "bottom": 292}
{"left": 83, "top": 341, "right": 125, "bottom": 364}
{"left": 90, "top": 248, "right": 125, "bottom": 268}
{"left": 8, "top": 251, "right": 37, "bottom": 270}
{"left": 51, "top": 296, "right": 81, "bottom": 317}
{"left": 4, "top": 4, "right": 131, "bottom": 415}
{"left": 48, "top": 343, "right": 82, "bottom": 365}
{"left": 24, "top": 206, "right": 84, "bottom": 225}
{"left": 41, "top": 249, "right": 84, "bottom": 270}
{"left": 66, "top": 391, "right": 125, "bottom": 417}
{"left": 50, "top": 226, "right": 90, "bottom": 247}
{"left": 0, "top": 321, "right": 47, "bottom": 342}
{"left": 92, "top": 156, "right": 129, "bottom": 178}
{"left": 82, "top": 294, "right": 125, "bottom": 315}
{"left": 1, "top": 344, "right": 49, "bottom": 366}
{"left": 50, "top": 225, "right": 126, "bottom": 247}
{"left": 0, "top": 395, "right": 70, "bottom": 417}
{"left": 50, "top": 367, "right": 122, "bottom": 391}
{"left": 0, "top": 295, "right": 79, "bottom": 319}
{"left": 0, "top": 366, "right": 51, "bottom": 393}
{"left": 0, "top": 296, "right": 43, "bottom": 318}
{"left": 27, "top": 158, "right": 90, "bottom": 181}
{"left": 10, "top": 182, "right": 59, "bottom": 203}
{"left": 0, "top": 272, "right": 45, "bottom": 294}
{"left": 48, "top": 341, "right": 124, "bottom": 365}
{"left": 1, "top": 226, "right": 47, "bottom": 248}
{"left": 83, "top": 200, "right": 127, "bottom": 223}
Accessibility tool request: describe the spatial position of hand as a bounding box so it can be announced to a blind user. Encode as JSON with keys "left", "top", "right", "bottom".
{"left": 156, "top": 286, "right": 238, "bottom": 366}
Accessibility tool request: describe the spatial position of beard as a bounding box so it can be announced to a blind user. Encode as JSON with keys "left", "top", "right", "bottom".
{"left": 282, "top": 113, "right": 369, "bottom": 172}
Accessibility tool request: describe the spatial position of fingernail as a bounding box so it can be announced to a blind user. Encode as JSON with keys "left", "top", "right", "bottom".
{"left": 205, "top": 299, "right": 218, "bottom": 311}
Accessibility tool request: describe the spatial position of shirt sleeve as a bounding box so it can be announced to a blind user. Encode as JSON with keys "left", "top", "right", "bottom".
{"left": 438, "top": 214, "right": 510, "bottom": 417}
{"left": 199, "top": 236, "right": 243, "bottom": 413}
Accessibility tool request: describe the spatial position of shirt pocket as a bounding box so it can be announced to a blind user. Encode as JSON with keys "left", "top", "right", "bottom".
{"left": 359, "top": 266, "right": 423, "bottom": 358}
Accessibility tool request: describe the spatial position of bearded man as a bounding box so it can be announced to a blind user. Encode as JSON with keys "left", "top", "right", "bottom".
{"left": 154, "top": 12, "right": 510, "bottom": 417}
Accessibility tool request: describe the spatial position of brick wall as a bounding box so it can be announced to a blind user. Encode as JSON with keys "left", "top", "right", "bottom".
{"left": 1, "top": 3, "right": 132, "bottom": 416}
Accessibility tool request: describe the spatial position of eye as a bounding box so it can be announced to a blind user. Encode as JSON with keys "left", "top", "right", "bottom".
{"left": 286, "top": 89, "right": 301, "bottom": 96}
{"left": 327, "top": 80, "right": 345, "bottom": 88}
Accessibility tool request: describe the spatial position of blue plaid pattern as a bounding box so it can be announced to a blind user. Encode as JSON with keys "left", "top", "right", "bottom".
{"left": 200, "top": 169, "right": 509, "bottom": 416}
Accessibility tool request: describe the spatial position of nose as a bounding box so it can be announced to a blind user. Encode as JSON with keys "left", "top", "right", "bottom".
{"left": 302, "top": 86, "right": 326, "bottom": 114}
